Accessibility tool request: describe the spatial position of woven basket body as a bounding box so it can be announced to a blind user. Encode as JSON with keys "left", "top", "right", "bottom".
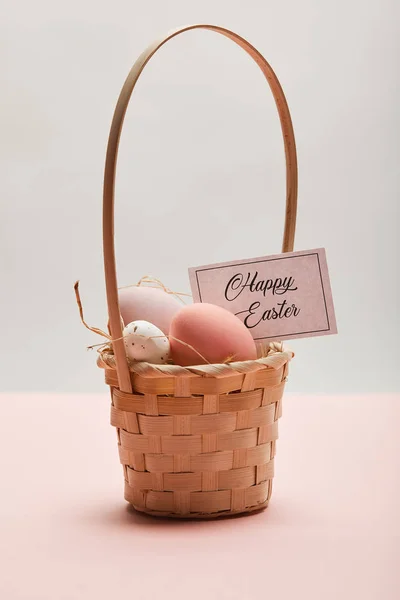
{"left": 100, "top": 25, "right": 298, "bottom": 518}
{"left": 100, "top": 350, "right": 291, "bottom": 517}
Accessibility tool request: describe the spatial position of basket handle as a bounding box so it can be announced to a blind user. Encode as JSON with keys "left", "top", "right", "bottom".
{"left": 103, "top": 24, "right": 298, "bottom": 393}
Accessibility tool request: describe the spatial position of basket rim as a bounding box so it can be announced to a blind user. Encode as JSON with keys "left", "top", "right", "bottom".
{"left": 97, "top": 343, "right": 293, "bottom": 378}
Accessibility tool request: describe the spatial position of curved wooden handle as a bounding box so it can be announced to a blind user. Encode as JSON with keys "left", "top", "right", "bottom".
{"left": 103, "top": 24, "right": 298, "bottom": 393}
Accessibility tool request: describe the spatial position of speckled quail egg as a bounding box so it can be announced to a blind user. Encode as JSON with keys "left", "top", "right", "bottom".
{"left": 123, "top": 320, "right": 170, "bottom": 364}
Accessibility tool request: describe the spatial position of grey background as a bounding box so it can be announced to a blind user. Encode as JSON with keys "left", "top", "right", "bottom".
{"left": 1, "top": 0, "right": 399, "bottom": 393}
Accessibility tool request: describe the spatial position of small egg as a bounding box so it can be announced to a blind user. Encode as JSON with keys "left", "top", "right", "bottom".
{"left": 170, "top": 303, "right": 257, "bottom": 366}
{"left": 123, "top": 320, "right": 170, "bottom": 364}
{"left": 119, "top": 286, "right": 181, "bottom": 334}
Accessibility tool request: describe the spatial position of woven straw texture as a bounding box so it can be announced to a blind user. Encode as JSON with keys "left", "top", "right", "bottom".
{"left": 99, "top": 347, "right": 292, "bottom": 518}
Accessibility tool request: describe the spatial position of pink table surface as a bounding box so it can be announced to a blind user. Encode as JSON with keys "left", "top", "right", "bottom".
{"left": 0, "top": 393, "right": 399, "bottom": 600}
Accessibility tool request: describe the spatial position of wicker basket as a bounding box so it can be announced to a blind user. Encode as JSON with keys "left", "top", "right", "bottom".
{"left": 99, "top": 24, "right": 298, "bottom": 518}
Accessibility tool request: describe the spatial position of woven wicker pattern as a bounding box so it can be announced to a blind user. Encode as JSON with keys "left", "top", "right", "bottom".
{"left": 102, "top": 353, "right": 291, "bottom": 518}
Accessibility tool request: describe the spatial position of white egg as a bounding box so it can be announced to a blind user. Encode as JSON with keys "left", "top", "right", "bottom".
{"left": 123, "top": 320, "right": 170, "bottom": 364}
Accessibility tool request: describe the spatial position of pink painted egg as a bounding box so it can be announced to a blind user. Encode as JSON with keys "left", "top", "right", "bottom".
{"left": 170, "top": 303, "right": 257, "bottom": 366}
{"left": 118, "top": 286, "right": 182, "bottom": 335}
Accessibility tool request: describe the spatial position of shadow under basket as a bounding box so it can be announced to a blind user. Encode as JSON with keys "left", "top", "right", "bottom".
{"left": 98, "top": 348, "right": 293, "bottom": 518}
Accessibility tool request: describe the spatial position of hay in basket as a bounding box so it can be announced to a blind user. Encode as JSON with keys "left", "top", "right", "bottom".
{"left": 92, "top": 24, "right": 297, "bottom": 518}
